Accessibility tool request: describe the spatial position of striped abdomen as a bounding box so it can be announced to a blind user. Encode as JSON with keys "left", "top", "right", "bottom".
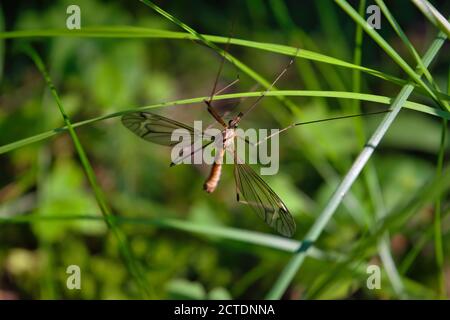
{"left": 204, "top": 148, "right": 225, "bottom": 193}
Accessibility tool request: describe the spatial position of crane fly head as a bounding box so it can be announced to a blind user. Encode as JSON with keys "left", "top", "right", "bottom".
{"left": 228, "top": 112, "right": 243, "bottom": 129}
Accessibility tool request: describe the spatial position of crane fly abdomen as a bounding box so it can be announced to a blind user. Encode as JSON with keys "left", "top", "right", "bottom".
{"left": 204, "top": 148, "right": 226, "bottom": 193}
{"left": 203, "top": 162, "right": 222, "bottom": 193}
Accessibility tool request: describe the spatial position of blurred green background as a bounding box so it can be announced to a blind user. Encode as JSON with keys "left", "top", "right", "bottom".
{"left": 0, "top": 0, "right": 450, "bottom": 299}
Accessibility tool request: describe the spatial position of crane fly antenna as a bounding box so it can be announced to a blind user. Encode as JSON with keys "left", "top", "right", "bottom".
{"left": 208, "top": 38, "right": 232, "bottom": 103}
{"left": 251, "top": 109, "right": 391, "bottom": 146}
{"left": 237, "top": 48, "right": 300, "bottom": 123}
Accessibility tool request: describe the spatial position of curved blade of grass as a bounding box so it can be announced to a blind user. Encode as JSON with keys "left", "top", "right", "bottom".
{"left": 335, "top": 0, "right": 447, "bottom": 110}
{"left": 266, "top": 29, "right": 448, "bottom": 300}
{"left": 0, "top": 27, "right": 405, "bottom": 87}
{"left": 119, "top": 217, "right": 321, "bottom": 255}
{"left": 412, "top": 0, "right": 450, "bottom": 39}
{"left": 24, "top": 46, "right": 150, "bottom": 297}
{"left": 2, "top": 26, "right": 450, "bottom": 102}
{"left": 375, "top": 0, "right": 435, "bottom": 86}
{"left": 1, "top": 90, "right": 448, "bottom": 156}
{"left": 376, "top": 0, "right": 450, "bottom": 116}
{"left": 0, "top": 213, "right": 323, "bottom": 258}
{"left": 376, "top": 0, "right": 450, "bottom": 126}
{"left": 0, "top": 90, "right": 447, "bottom": 155}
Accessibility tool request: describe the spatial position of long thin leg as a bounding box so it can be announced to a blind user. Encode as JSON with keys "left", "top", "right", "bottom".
{"left": 237, "top": 48, "right": 300, "bottom": 123}
{"left": 204, "top": 23, "right": 236, "bottom": 127}
{"left": 214, "top": 77, "right": 240, "bottom": 96}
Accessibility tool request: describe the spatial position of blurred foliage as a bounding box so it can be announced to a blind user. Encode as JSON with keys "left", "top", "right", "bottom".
{"left": 0, "top": 0, "right": 450, "bottom": 299}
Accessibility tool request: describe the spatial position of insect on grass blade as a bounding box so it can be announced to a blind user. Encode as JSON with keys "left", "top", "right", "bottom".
{"left": 121, "top": 25, "right": 388, "bottom": 237}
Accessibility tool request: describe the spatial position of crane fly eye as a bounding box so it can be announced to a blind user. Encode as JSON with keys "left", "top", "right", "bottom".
{"left": 228, "top": 119, "right": 239, "bottom": 128}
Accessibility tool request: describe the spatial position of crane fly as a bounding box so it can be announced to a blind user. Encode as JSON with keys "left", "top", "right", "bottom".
{"left": 121, "top": 37, "right": 389, "bottom": 237}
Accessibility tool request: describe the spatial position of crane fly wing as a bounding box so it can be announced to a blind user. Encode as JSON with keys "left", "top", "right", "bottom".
{"left": 122, "top": 112, "right": 215, "bottom": 166}
{"left": 121, "top": 112, "right": 202, "bottom": 146}
{"left": 234, "top": 163, "right": 296, "bottom": 237}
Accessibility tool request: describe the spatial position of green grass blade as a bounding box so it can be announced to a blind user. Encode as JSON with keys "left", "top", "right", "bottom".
{"left": 1, "top": 26, "right": 450, "bottom": 102}
{"left": 335, "top": 0, "right": 447, "bottom": 110}
{"left": 378, "top": 234, "right": 405, "bottom": 297}
{"left": 0, "top": 27, "right": 401, "bottom": 85}
{"left": 376, "top": 0, "right": 450, "bottom": 118}
{"left": 265, "top": 29, "right": 448, "bottom": 300}
{"left": 412, "top": 0, "right": 450, "bottom": 39}
{"left": 375, "top": 0, "right": 435, "bottom": 86}
{"left": 1, "top": 90, "right": 448, "bottom": 156}
{"left": 24, "top": 46, "right": 150, "bottom": 297}
{"left": 0, "top": 213, "right": 323, "bottom": 258}
{"left": 26, "top": 47, "right": 109, "bottom": 222}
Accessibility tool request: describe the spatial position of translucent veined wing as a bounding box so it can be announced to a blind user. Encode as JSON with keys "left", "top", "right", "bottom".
{"left": 121, "top": 112, "right": 215, "bottom": 166}
{"left": 234, "top": 162, "right": 296, "bottom": 237}
{"left": 121, "top": 112, "right": 202, "bottom": 146}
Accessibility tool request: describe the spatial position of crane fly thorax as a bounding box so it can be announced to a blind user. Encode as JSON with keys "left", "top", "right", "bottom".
{"left": 222, "top": 127, "right": 236, "bottom": 149}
